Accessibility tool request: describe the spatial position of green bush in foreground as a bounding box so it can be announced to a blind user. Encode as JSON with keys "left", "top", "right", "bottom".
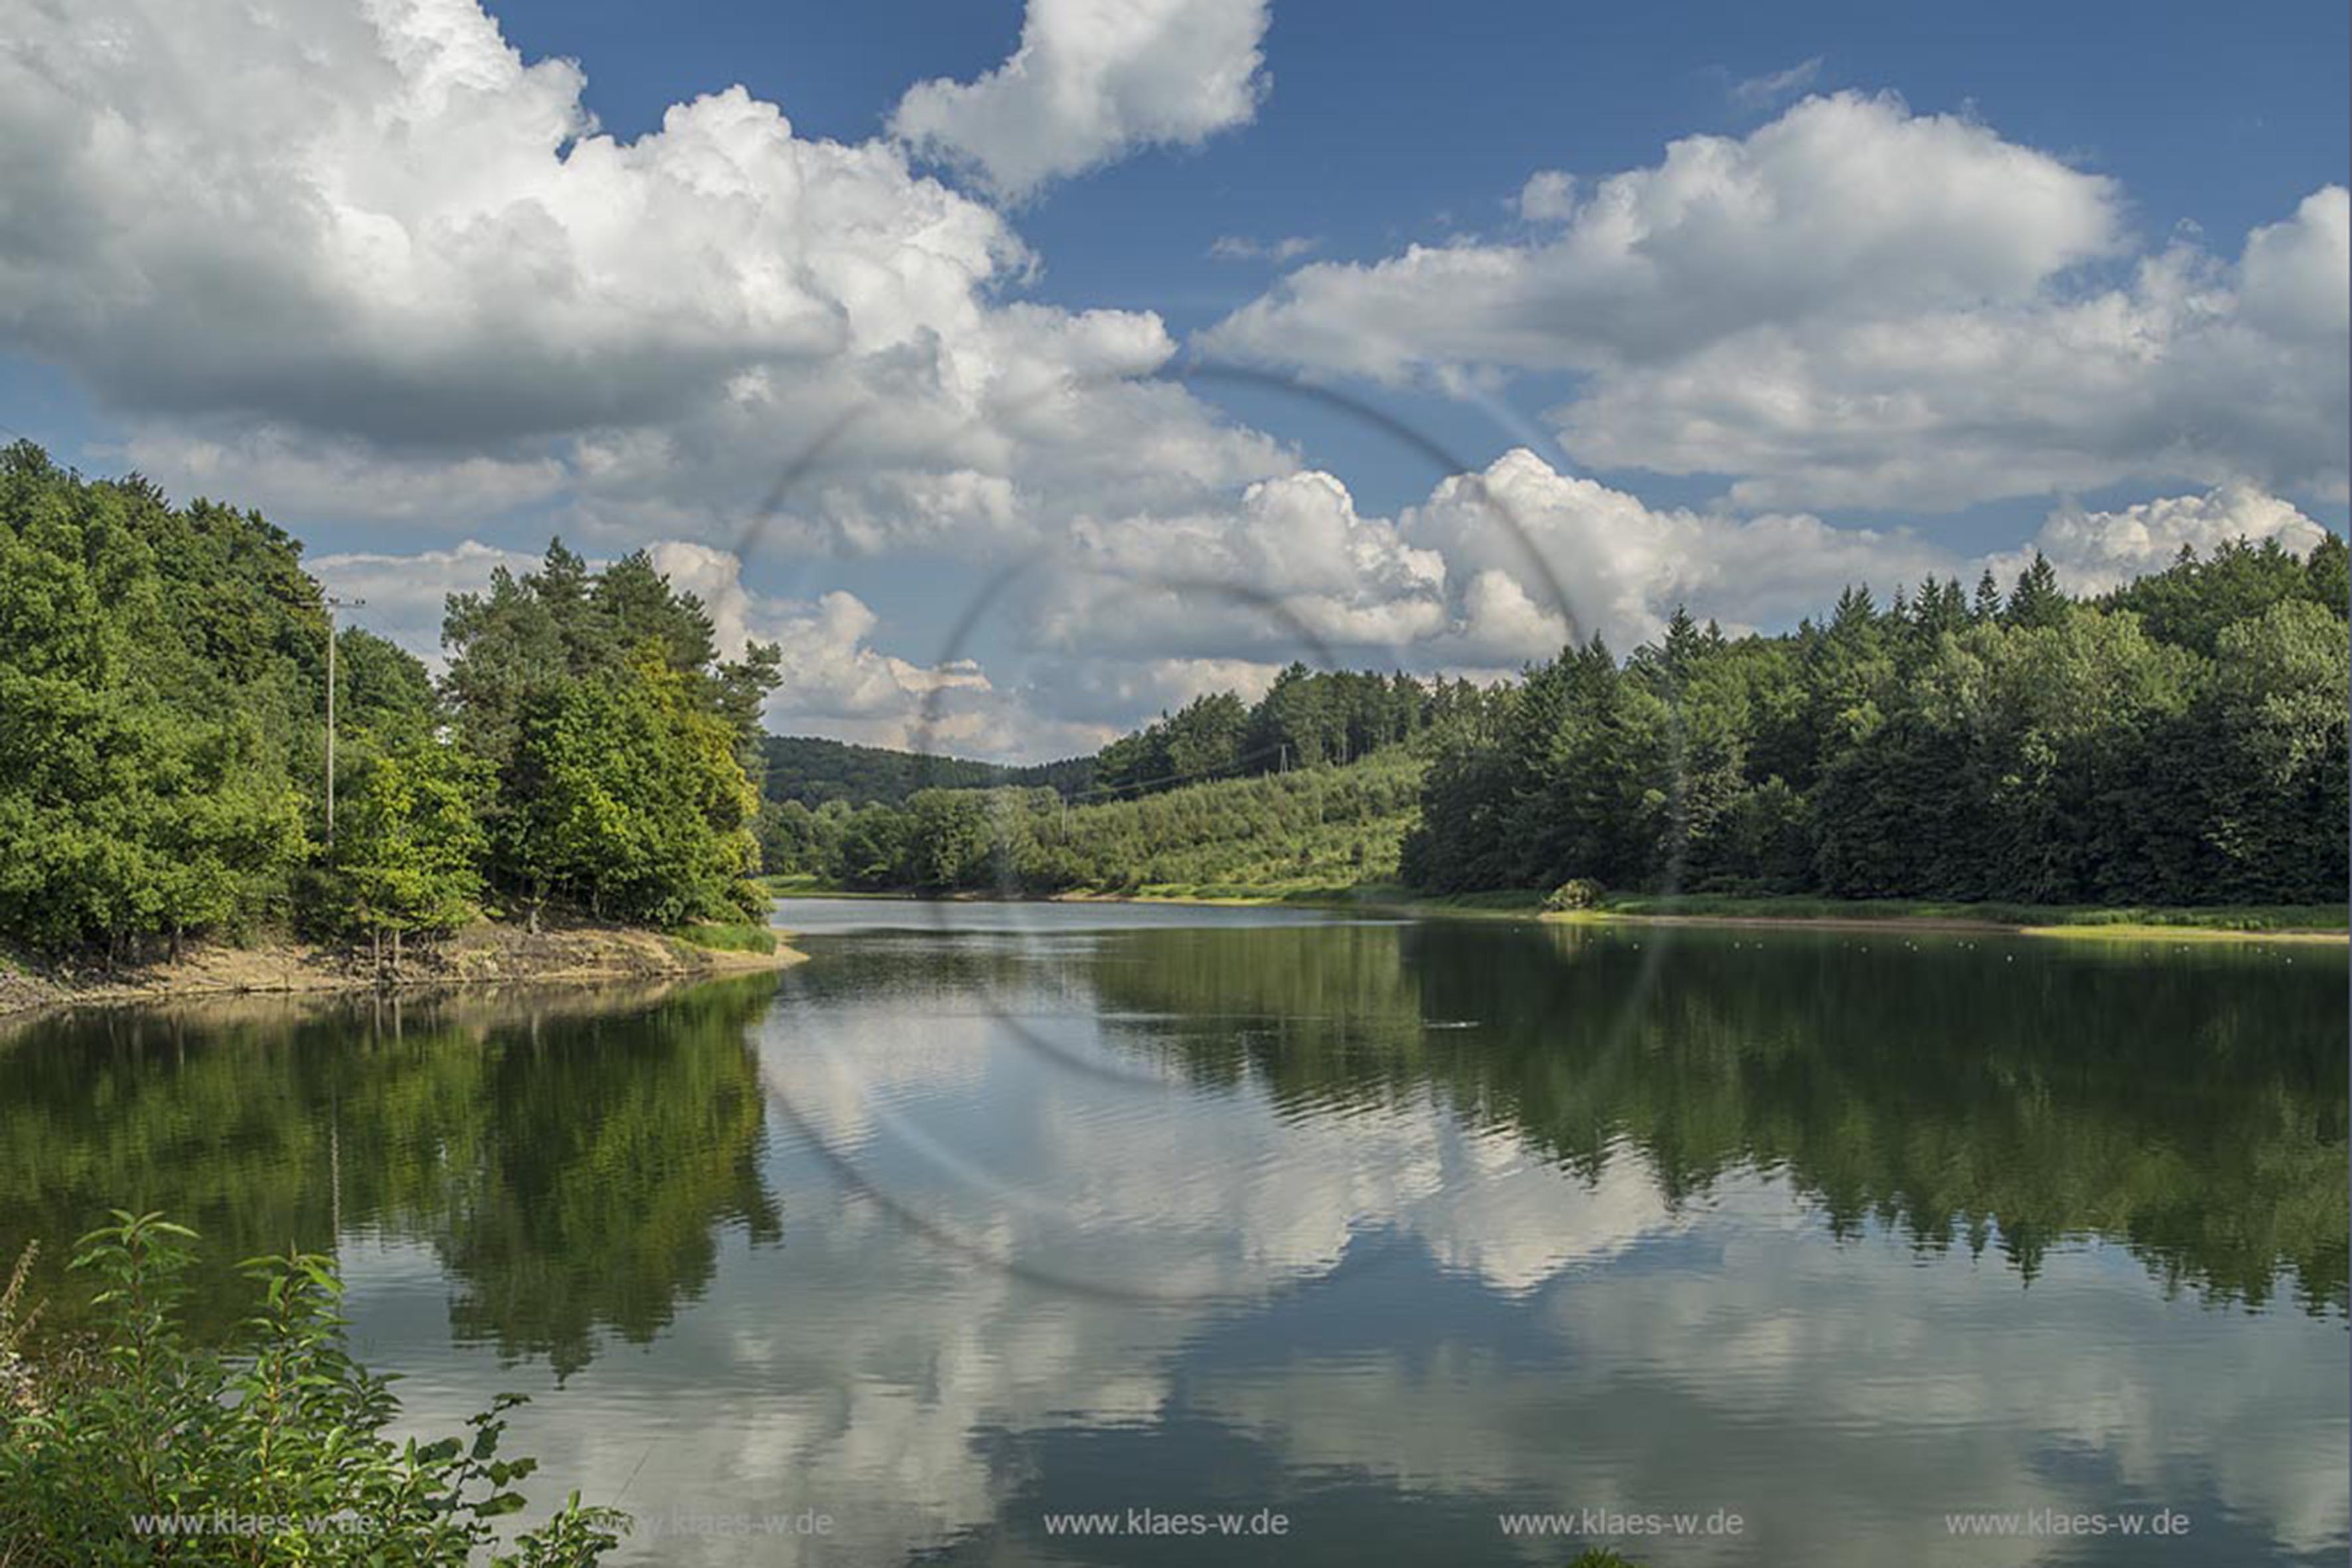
{"left": 0, "top": 1213, "right": 623, "bottom": 1565}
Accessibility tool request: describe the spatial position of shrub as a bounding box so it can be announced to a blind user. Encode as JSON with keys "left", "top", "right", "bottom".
{"left": 1543, "top": 878, "right": 1604, "bottom": 911}
{"left": 0, "top": 1212, "right": 625, "bottom": 1565}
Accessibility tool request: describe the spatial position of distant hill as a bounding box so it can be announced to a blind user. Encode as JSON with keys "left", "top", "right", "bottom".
{"left": 760, "top": 734, "right": 1093, "bottom": 808}
{"left": 766, "top": 744, "right": 1427, "bottom": 897}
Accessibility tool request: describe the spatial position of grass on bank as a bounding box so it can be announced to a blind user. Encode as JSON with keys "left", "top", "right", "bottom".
{"left": 666, "top": 921, "right": 779, "bottom": 955}
{"left": 1568, "top": 892, "right": 2347, "bottom": 933}
{"left": 1373, "top": 887, "right": 2345, "bottom": 935}
{"left": 1070, "top": 883, "right": 2351, "bottom": 935}
{"left": 757, "top": 874, "right": 911, "bottom": 900}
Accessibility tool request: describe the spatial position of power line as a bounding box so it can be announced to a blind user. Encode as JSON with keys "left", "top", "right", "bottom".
{"left": 1066, "top": 738, "right": 1294, "bottom": 803}
{"left": 1063, "top": 729, "right": 1418, "bottom": 807}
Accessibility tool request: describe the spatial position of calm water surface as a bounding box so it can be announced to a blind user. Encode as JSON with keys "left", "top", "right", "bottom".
{"left": 2, "top": 900, "right": 2344, "bottom": 1565}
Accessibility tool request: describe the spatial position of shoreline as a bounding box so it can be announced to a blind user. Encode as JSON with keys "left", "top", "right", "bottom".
{"left": 764, "top": 880, "right": 2347, "bottom": 944}
{"left": 0, "top": 921, "right": 808, "bottom": 1021}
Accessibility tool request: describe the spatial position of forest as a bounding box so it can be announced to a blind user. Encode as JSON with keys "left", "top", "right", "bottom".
{"left": 0, "top": 443, "right": 777, "bottom": 961}
{"left": 1405, "top": 546, "right": 2347, "bottom": 905}
{"left": 769, "top": 540, "right": 2350, "bottom": 907}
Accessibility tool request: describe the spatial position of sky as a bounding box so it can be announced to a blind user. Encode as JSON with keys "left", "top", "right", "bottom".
{"left": 3, "top": 0, "right": 2346, "bottom": 759}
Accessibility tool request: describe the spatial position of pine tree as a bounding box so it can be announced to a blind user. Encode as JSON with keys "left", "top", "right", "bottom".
{"left": 2005, "top": 552, "right": 2069, "bottom": 629}
{"left": 1972, "top": 568, "right": 2004, "bottom": 623}
{"left": 1658, "top": 605, "right": 1703, "bottom": 689}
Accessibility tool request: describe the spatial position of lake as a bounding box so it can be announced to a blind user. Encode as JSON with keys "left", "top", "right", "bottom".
{"left": 1, "top": 900, "right": 2343, "bottom": 1565}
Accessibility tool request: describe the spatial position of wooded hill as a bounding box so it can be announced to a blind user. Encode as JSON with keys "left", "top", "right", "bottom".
{"left": 763, "top": 749, "right": 1425, "bottom": 896}
{"left": 760, "top": 734, "right": 1091, "bottom": 807}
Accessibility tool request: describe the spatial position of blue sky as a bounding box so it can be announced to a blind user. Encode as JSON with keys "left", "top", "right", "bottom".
{"left": 3, "top": 0, "right": 2345, "bottom": 756}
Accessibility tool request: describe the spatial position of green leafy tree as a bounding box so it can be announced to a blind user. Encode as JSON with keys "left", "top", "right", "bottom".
{"left": 902, "top": 789, "right": 998, "bottom": 889}
{"left": 335, "top": 627, "right": 439, "bottom": 740}
{"left": 2195, "top": 599, "right": 2351, "bottom": 901}
{"left": 835, "top": 803, "right": 914, "bottom": 889}
{"left": 0, "top": 448, "right": 311, "bottom": 958}
{"left": 327, "top": 735, "right": 489, "bottom": 965}
{"left": 443, "top": 544, "right": 775, "bottom": 929}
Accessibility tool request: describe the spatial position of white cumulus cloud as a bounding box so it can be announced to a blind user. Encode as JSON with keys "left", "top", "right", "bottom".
{"left": 1208, "top": 92, "right": 2125, "bottom": 380}
{"left": 890, "top": 0, "right": 1272, "bottom": 200}
{"left": 1557, "top": 187, "right": 2352, "bottom": 510}
{"left": 1206, "top": 92, "right": 2349, "bottom": 512}
{"left": 1998, "top": 484, "right": 2329, "bottom": 595}
{"left": 0, "top": 0, "right": 1290, "bottom": 552}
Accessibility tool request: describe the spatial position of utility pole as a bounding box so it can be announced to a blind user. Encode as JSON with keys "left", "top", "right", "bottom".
{"left": 324, "top": 595, "right": 365, "bottom": 846}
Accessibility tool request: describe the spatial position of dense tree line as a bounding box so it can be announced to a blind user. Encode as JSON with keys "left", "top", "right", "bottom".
{"left": 1405, "top": 541, "right": 2349, "bottom": 905}
{"left": 0, "top": 445, "right": 776, "bottom": 959}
